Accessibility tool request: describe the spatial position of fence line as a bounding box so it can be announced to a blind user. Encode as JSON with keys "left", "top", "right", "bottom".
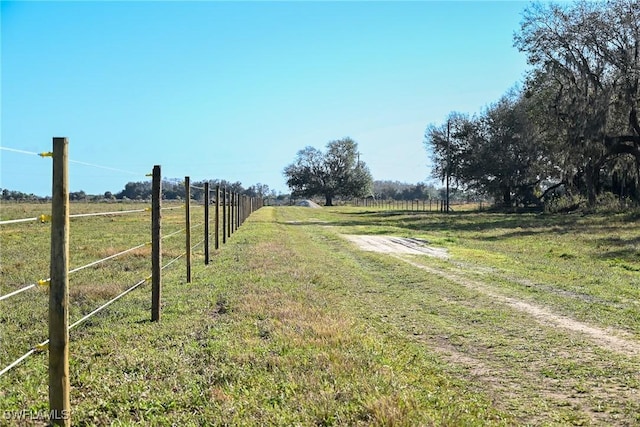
{"left": 0, "top": 204, "right": 251, "bottom": 369}
{"left": 0, "top": 138, "right": 265, "bottom": 425}
{"left": 0, "top": 242, "right": 149, "bottom": 303}
{"left": 67, "top": 242, "right": 149, "bottom": 275}
{"left": 67, "top": 278, "right": 148, "bottom": 331}
{"left": 1, "top": 145, "right": 147, "bottom": 177}
{"left": 0, "top": 208, "right": 148, "bottom": 226}
{"left": 68, "top": 209, "right": 148, "bottom": 218}
{"left": 350, "top": 198, "right": 483, "bottom": 212}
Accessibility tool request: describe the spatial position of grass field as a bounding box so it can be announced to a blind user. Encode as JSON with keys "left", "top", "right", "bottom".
{"left": 1, "top": 203, "right": 639, "bottom": 425}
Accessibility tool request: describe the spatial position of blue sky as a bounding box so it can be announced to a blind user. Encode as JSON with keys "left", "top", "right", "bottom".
{"left": 1, "top": 1, "right": 530, "bottom": 196}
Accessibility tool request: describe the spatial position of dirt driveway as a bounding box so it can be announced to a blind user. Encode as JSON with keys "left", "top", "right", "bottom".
{"left": 342, "top": 232, "right": 640, "bottom": 424}
{"left": 342, "top": 235, "right": 449, "bottom": 258}
{"left": 343, "top": 234, "right": 640, "bottom": 358}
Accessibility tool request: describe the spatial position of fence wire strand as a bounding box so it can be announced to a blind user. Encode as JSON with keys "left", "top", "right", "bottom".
{"left": 0, "top": 347, "right": 40, "bottom": 378}
{"left": 68, "top": 242, "right": 149, "bottom": 275}
{"left": 0, "top": 245, "right": 191, "bottom": 378}
{"left": 191, "top": 238, "right": 205, "bottom": 250}
{"left": 160, "top": 251, "right": 187, "bottom": 271}
{"left": 0, "top": 284, "right": 37, "bottom": 302}
{"left": 0, "top": 242, "right": 149, "bottom": 303}
{"left": 161, "top": 228, "right": 186, "bottom": 240}
{"left": 0, "top": 146, "right": 41, "bottom": 156}
{"left": 1, "top": 146, "right": 146, "bottom": 177}
{"left": 0, "top": 276, "right": 147, "bottom": 378}
{"left": 0, "top": 160, "right": 263, "bottom": 380}
{"left": 68, "top": 278, "right": 148, "bottom": 331}
{"left": 0, "top": 217, "right": 40, "bottom": 225}
{"left": 1, "top": 209, "right": 147, "bottom": 226}
{"left": 69, "top": 209, "right": 147, "bottom": 219}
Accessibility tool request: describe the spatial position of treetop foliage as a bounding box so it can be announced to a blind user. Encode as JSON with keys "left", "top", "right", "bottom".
{"left": 426, "top": 0, "right": 640, "bottom": 208}
{"left": 284, "top": 137, "right": 373, "bottom": 206}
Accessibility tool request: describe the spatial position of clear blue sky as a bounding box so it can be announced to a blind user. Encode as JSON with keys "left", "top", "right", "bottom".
{"left": 1, "top": 1, "right": 530, "bottom": 197}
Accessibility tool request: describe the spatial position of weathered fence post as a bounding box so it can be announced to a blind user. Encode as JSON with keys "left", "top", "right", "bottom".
{"left": 204, "top": 182, "right": 210, "bottom": 265}
{"left": 215, "top": 185, "right": 220, "bottom": 249}
{"left": 236, "top": 193, "right": 240, "bottom": 231}
{"left": 222, "top": 188, "right": 227, "bottom": 244}
{"left": 227, "top": 191, "right": 232, "bottom": 238}
{"left": 151, "top": 165, "right": 162, "bottom": 322}
{"left": 231, "top": 192, "right": 235, "bottom": 232}
{"left": 232, "top": 192, "right": 237, "bottom": 233}
{"left": 185, "top": 177, "right": 192, "bottom": 283}
{"left": 49, "top": 137, "right": 71, "bottom": 426}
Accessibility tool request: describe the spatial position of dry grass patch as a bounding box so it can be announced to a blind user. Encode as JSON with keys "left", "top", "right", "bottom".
{"left": 69, "top": 282, "right": 123, "bottom": 304}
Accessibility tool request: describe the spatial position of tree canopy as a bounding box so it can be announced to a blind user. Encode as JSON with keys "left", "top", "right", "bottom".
{"left": 283, "top": 137, "right": 373, "bottom": 206}
{"left": 426, "top": 0, "right": 640, "bottom": 208}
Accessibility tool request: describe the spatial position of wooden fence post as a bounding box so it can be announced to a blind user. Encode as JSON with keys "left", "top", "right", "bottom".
{"left": 215, "top": 185, "right": 220, "bottom": 249}
{"left": 185, "top": 177, "right": 192, "bottom": 283}
{"left": 49, "top": 137, "right": 71, "bottom": 426}
{"left": 222, "top": 188, "right": 227, "bottom": 244}
{"left": 242, "top": 195, "right": 246, "bottom": 221}
{"left": 236, "top": 193, "right": 240, "bottom": 231}
{"left": 227, "top": 191, "right": 232, "bottom": 238}
{"left": 204, "top": 182, "right": 210, "bottom": 265}
{"left": 232, "top": 192, "right": 236, "bottom": 233}
{"left": 151, "top": 165, "right": 162, "bottom": 322}
{"left": 230, "top": 192, "right": 234, "bottom": 233}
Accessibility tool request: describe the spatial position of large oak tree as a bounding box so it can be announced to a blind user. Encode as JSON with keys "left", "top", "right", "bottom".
{"left": 284, "top": 137, "right": 373, "bottom": 206}
{"left": 515, "top": 0, "right": 640, "bottom": 205}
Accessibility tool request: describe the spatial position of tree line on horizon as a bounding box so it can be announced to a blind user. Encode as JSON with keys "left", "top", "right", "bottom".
{"left": 425, "top": 0, "right": 640, "bottom": 210}
{"left": 0, "top": 179, "right": 274, "bottom": 202}
{"left": 1, "top": 179, "right": 449, "bottom": 203}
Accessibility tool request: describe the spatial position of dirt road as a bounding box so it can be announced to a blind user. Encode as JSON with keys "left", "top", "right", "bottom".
{"left": 343, "top": 233, "right": 640, "bottom": 425}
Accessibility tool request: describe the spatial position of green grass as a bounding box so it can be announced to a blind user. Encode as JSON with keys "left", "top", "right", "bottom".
{"left": 1, "top": 203, "right": 639, "bottom": 425}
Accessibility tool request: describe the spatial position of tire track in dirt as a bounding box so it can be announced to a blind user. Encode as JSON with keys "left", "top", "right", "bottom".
{"left": 343, "top": 234, "right": 640, "bottom": 424}
{"left": 393, "top": 254, "right": 640, "bottom": 359}
{"left": 342, "top": 234, "right": 640, "bottom": 358}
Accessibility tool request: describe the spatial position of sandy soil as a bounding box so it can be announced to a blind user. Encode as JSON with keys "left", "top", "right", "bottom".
{"left": 295, "top": 200, "right": 323, "bottom": 208}
{"left": 342, "top": 235, "right": 449, "bottom": 258}
{"left": 342, "top": 232, "right": 640, "bottom": 424}
{"left": 344, "top": 234, "right": 640, "bottom": 358}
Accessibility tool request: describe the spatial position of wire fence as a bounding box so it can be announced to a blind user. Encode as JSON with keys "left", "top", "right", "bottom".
{"left": 351, "top": 198, "right": 486, "bottom": 212}
{"left": 0, "top": 139, "right": 264, "bottom": 425}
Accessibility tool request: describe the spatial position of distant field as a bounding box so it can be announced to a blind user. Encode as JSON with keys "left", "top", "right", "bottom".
{"left": 1, "top": 203, "right": 639, "bottom": 425}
